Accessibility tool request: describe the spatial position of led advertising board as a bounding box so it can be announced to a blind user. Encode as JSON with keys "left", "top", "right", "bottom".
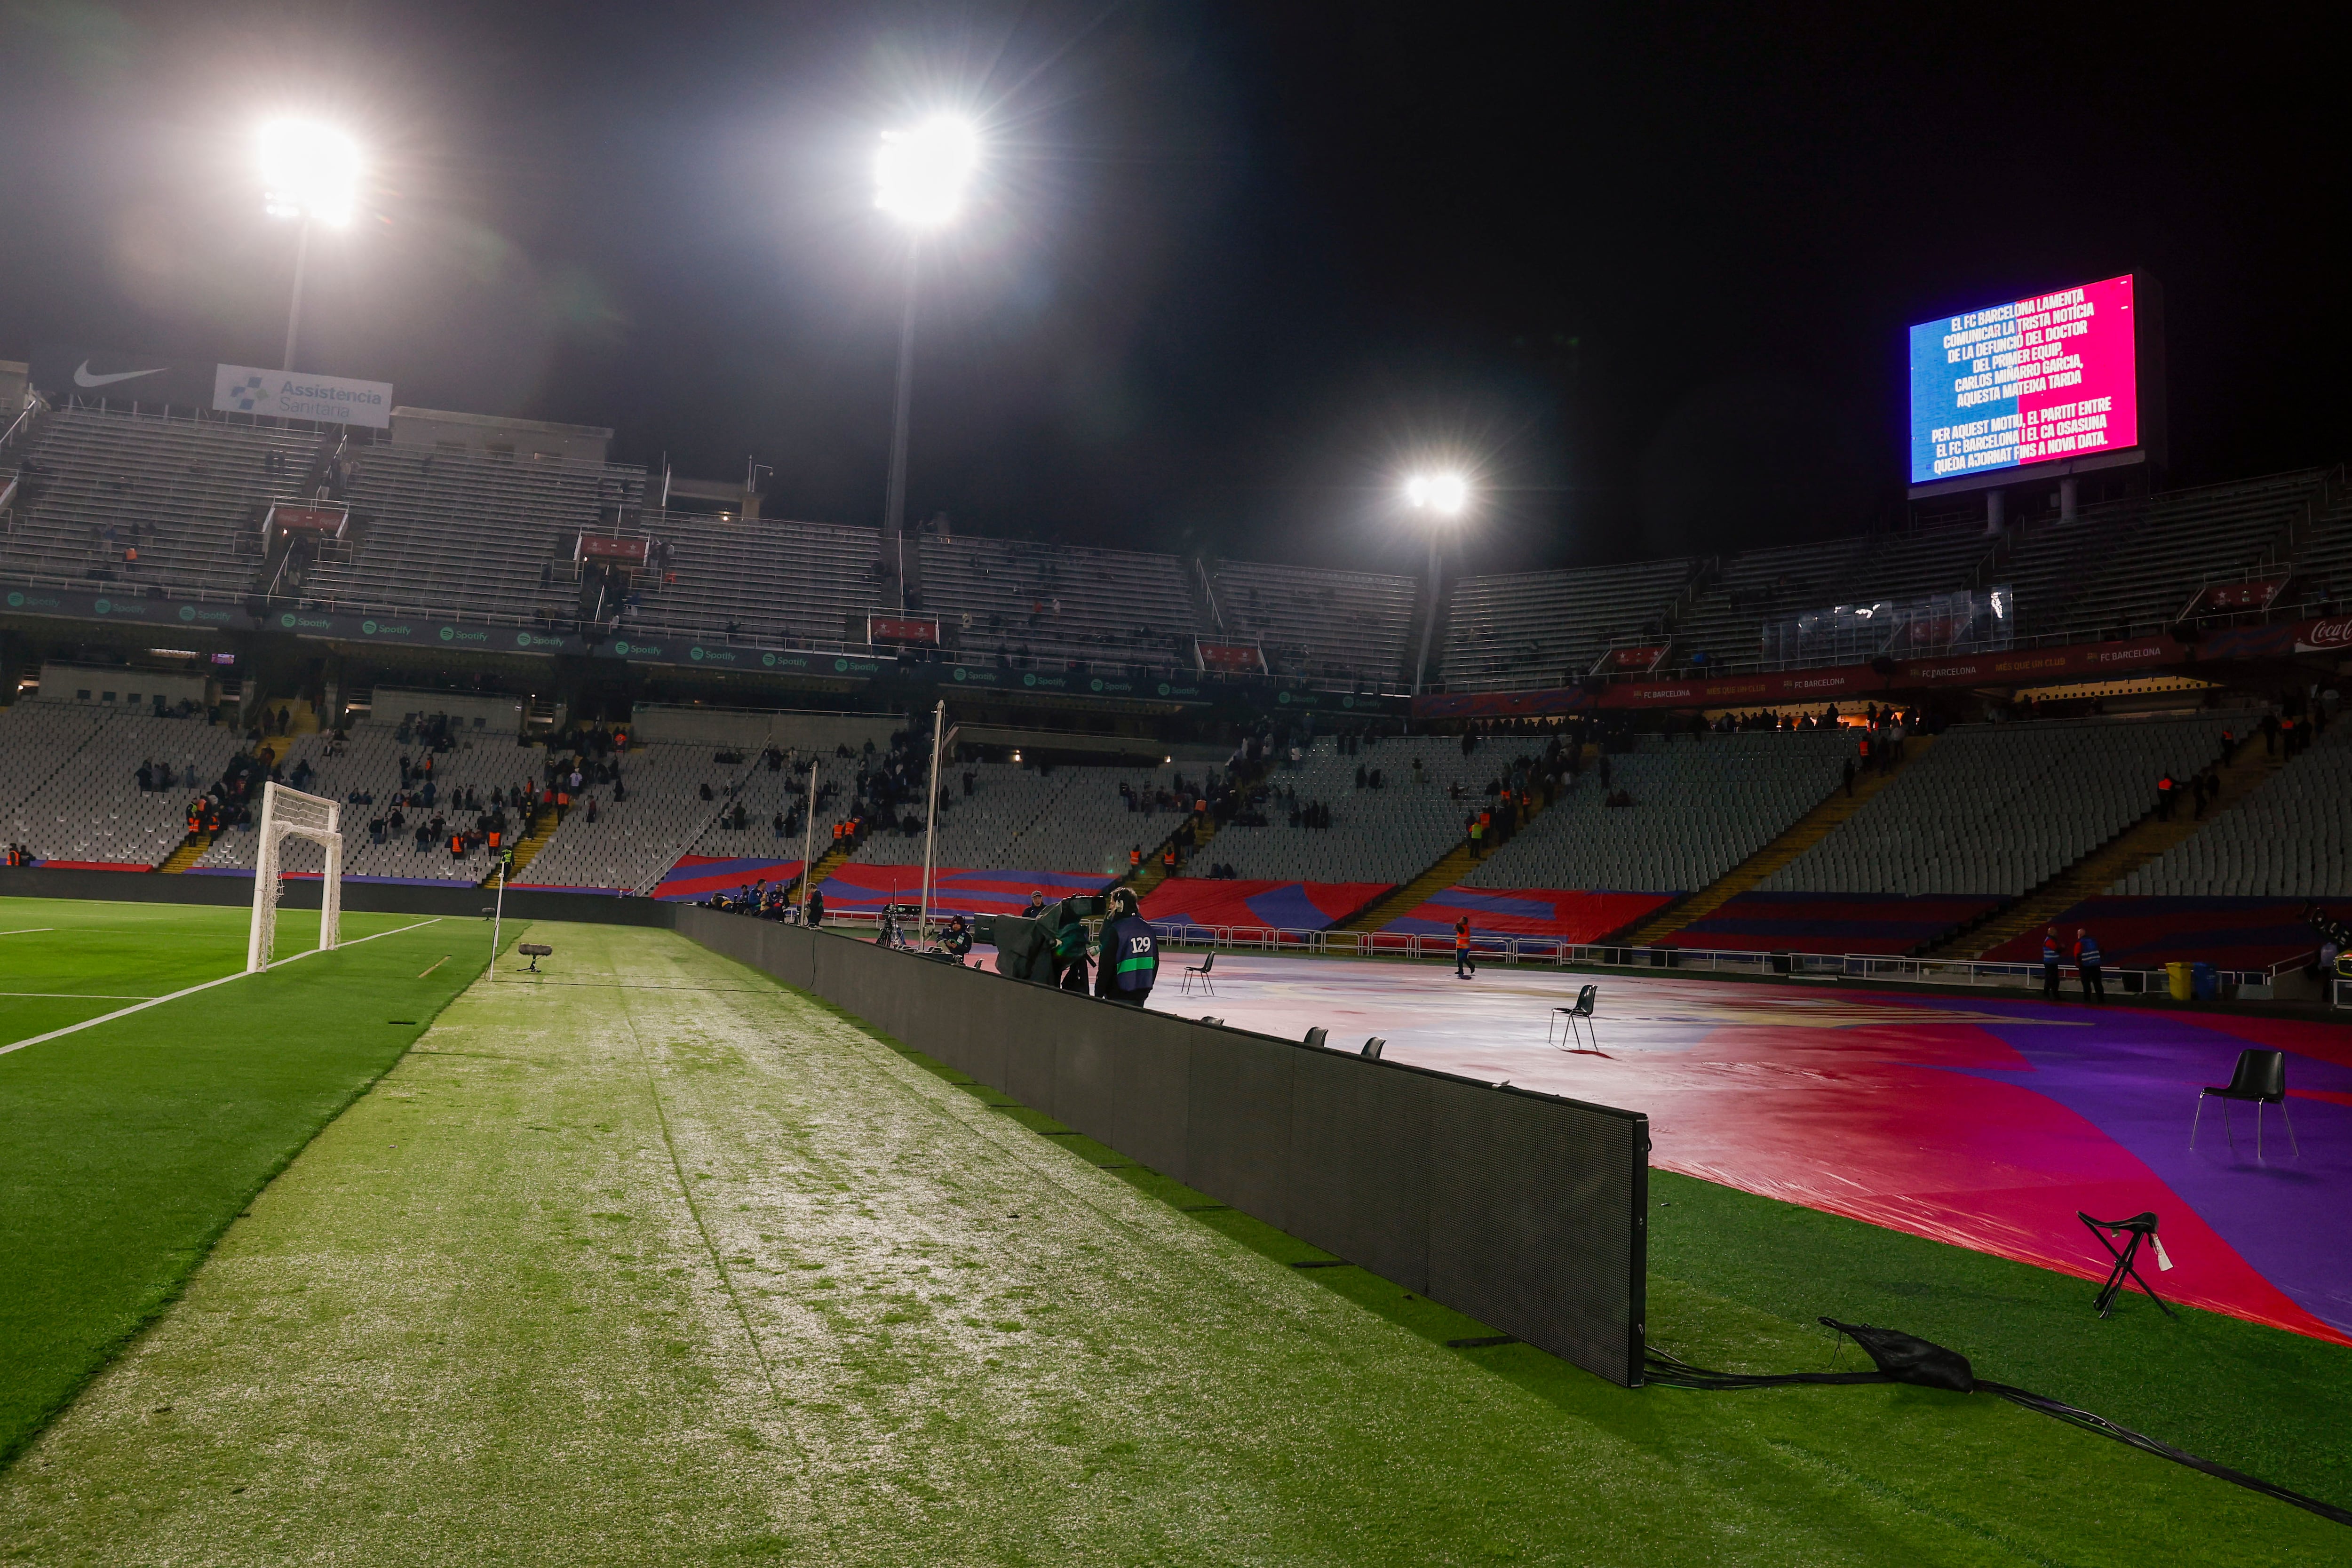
{"left": 1908, "top": 274, "right": 2139, "bottom": 485}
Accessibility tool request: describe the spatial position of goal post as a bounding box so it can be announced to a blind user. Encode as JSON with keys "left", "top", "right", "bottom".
{"left": 247, "top": 781, "right": 344, "bottom": 973}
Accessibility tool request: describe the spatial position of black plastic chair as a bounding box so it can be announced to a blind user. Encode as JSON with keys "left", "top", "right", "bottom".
{"left": 2192, "top": 1049, "right": 2299, "bottom": 1160}
{"left": 1549, "top": 985, "right": 1599, "bottom": 1052}
{"left": 2079, "top": 1211, "right": 2176, "bottom": 1319}
{"left": 1181, "top": 950, "right": 1216, "bottom": 996}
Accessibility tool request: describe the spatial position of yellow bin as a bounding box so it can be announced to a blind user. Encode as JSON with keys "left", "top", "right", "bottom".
{"left": 2166, "top": 961, "right": 2193, "bottom": 1001}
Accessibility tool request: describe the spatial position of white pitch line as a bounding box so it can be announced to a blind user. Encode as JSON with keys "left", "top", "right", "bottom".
{"left": 0, "top": 917, "right": 445, "bottom": 1059}
{"left": 0, "top": 992, "right": 159, "bottom": 1000}
{"left": 0, "top": 928, "right": 58, "bottom": 937}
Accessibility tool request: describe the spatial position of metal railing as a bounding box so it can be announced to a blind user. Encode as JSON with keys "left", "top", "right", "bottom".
{"left": 694, "top": 905, "right": 2303, "bottom": 1001}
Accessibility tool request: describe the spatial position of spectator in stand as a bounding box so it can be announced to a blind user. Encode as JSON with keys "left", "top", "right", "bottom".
{"left": 2040, "top": 927, "right": 2065, "bottom": 1003}
{"left": 2073, "top": 927, "right": 2106, "bottom": 1003}
{"left": 2262, "top": 711, "right": 2280, "bottom": 755}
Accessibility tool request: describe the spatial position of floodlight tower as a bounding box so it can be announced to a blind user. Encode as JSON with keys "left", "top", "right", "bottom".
{"left": 1405, "top": 471, "right": 1470, "bottom": 694}
{"left": 873, "top": 115, "right": 978, "bottom": 608}
{"left": 258, "top": 120, "right": 361, "bottom": 372}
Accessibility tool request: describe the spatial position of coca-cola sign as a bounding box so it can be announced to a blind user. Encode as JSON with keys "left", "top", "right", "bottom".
{"left": 2297, "top": 616, "right": 2352, "bottom": 654}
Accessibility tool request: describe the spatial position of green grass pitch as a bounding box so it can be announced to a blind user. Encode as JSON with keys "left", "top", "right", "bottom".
{"left": 0, "top": 905, "right": 2345, "bottom": 1563}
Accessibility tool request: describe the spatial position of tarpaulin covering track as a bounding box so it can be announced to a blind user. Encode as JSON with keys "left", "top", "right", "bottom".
{"left": 1383, "top": 887, "right": 1674, "bottom": 942}
{"left": 1145, "top": 955, "right": 2352, "bottom": 1345}
{"left": 1980, "top": 897, "right": 2348, "bottom": 969}
{"left": 653, "top": 855, "right": 804, "bottom": 903}
{"left": 817, "top": 863, "right": 1111, "bottom": 917}
{"left": 1660, "top": 892, "right": 2004, "bottom": 955}
{"left": 1143, "top": 877, "right": 1392, "bottom": 932}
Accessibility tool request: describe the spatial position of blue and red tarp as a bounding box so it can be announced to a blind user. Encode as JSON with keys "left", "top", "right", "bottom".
{"left": 1140, "top": 878, "right": 1392, "bottom": 933}
{"left": 1382, "top": 886, "right": 1674, "bottom": 942}
{"left": 1981, "top": 896, "right": 2346, "bottom": 969}
{"left": 1660, "top": 891, "right": 2001, "bottom": 955}
{"left": 654, "top": 854, "right": 804, "bottom": 903}
{"left": 817, "top": 863, "right": 1112, "bottom": 917}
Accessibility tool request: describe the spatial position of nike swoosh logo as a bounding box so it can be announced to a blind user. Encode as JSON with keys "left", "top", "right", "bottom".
{"left": 73, "top": 360, "right": 170, "bottom": 388}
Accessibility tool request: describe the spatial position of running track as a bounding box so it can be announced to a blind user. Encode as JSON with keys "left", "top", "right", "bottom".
{"left": 1142, "top": 955, "right": 2352, "bottom": 1344}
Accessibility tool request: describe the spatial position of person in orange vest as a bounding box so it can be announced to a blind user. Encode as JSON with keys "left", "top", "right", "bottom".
{"left": 1454, "top": 913, "right": 1476, "bottom": 979}
{"left": 487, "top": 828, "right": 501, "bottom": 851}
{"left": 1162, "top": 846, "right": 1178, "bottom": 875}
{"left": 1128, "top": 845, "right": 1142, "bottom": 871}
{"left": 1857, "top": 733, "right": 1873, "bottom": 772}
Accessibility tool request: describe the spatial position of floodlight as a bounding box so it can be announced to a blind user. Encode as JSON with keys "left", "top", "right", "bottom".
{"left": 258, "top": 119, "right": 360, "bottom": 227}
{"left": 875, "top": 116, "right": 979, "bottom": 228}
{"left": 1406, "top": 472, "right": 1470, "bottom": 516}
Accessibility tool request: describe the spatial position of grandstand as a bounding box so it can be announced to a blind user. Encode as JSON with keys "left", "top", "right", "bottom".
{"left": 1465, "top": 730, "right": 1850, "bottom": 894}
{"left": 1207, "top": 559, "right": 1416, "bottom": 685}
{"left": 1439, "top": 557, "right": 1693, "bottom": 689}
{"left": 846, "top": 759, "right": 1177, "bottom": 879}
{"left": 1763, "top": 714, "right": 2233, "bottom": 897}
{"left": 920, "top": 535, "right": 1197, "bottom": 669}
{"left": 0, "top": 407, "right": 317, "bottom": 595}
{"left": 7, "top": 406, "right": 2349, "bottom": 698}
{"left": 2117, "top": 720, "right": 2352, "bottom": 897}
{"left": 192, "top": 722, "right": 529, "bottom": 885}
{"left": 515, "top": 742, "right": 746, "bottom": 893}
{"left": 0, "top": 702, "right": 239, "bottom": 868}
{"left": 616, "top": 511, "right": 877, "bottom": 648}
{"left": 1211, "top": 734, "right": 1544, "bottom": 885}
{"left": 292, "top": 442, "right": 644, "bottom": 622}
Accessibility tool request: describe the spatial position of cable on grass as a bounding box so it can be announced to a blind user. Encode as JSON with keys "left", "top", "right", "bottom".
{"left": 1643, "top": 1319, "right": 2350, "bottom": 1528}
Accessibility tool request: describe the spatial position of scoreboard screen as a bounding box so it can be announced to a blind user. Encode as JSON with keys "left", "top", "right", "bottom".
{"left": 1908, "top": 273, "right": 2140, "bottom": 485}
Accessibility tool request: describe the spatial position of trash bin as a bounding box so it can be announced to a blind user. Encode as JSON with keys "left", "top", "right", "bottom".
{"left": 2191, "top": 962, "right": 2219, "bottom": 1002}
{"left": 2166, "top": 961, "right": 2193, "bottom": 1001}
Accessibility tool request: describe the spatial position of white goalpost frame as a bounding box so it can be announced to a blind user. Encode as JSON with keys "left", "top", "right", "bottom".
{"left": 246, "top": 781, "right": 344, "bottom": 973}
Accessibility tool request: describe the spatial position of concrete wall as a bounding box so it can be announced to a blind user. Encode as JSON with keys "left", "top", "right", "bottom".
{"left": 365, "top": 687, "right": 528, "bottom": 734}
{"left": 388, "top": 406, "right": 612, "bottom": 466}
{"left": 37, "top": 662, "right": 209, "bottom": 709}
{"left": 677, "top": 906, "right": 1650, "bottom": 1386}
{"left": 627, "top": 704, "right": 903, "bottom": 755}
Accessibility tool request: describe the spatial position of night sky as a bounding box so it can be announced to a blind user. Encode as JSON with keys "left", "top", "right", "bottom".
{"left": 0, "top": 2, "right": 2339, "bottom": 579}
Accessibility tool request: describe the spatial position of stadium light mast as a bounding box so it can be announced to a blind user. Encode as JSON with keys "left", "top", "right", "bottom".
{"left": 873, "top": 115, "right": 978, "bottom": 609}
{"left": 258, "top": 119, "right": 361, "bottom": 372}
{"left": 1405, "top": 472, "right": 1470, "bottom": 695}
{"left": 918, "top": 701, "right": 961, "bottom": 941}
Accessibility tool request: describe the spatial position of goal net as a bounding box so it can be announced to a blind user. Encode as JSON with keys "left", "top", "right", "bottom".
{"left": 247, "top": 781, "right": 344, "bottom": 973}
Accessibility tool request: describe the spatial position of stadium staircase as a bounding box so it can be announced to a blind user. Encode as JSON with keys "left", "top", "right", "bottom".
{"left": 787, "top": 840, "right": 858, "bottom": 905}
{"left": 158, "top": 830, "right": 215, "bottom": 874}
{"left": 1122, "top": 814, "right": 1224, "bottom": 902}
{"left": 1618, "top": 734, "right": 1937, "bottom": 947}
{"left": 486, "top": 804, "right": 564, "bottom": 885}
{"left": 1929, "top": 732, "right": 2289, "bottom": 959}
{"left": 1336, "top": 756, "right": 1585, "bottom": 935}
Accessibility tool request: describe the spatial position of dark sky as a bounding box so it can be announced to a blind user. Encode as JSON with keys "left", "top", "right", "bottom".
{"left": 0, "top": 2, "right": 2340, "bottom": 578}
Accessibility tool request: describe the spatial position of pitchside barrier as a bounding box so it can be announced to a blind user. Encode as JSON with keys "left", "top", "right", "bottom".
{"left": 0, "top": 865, "right": 678, "bottom": 925}
{"left": 675, "top": 905, "right": 1651, "bottom": 1388}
